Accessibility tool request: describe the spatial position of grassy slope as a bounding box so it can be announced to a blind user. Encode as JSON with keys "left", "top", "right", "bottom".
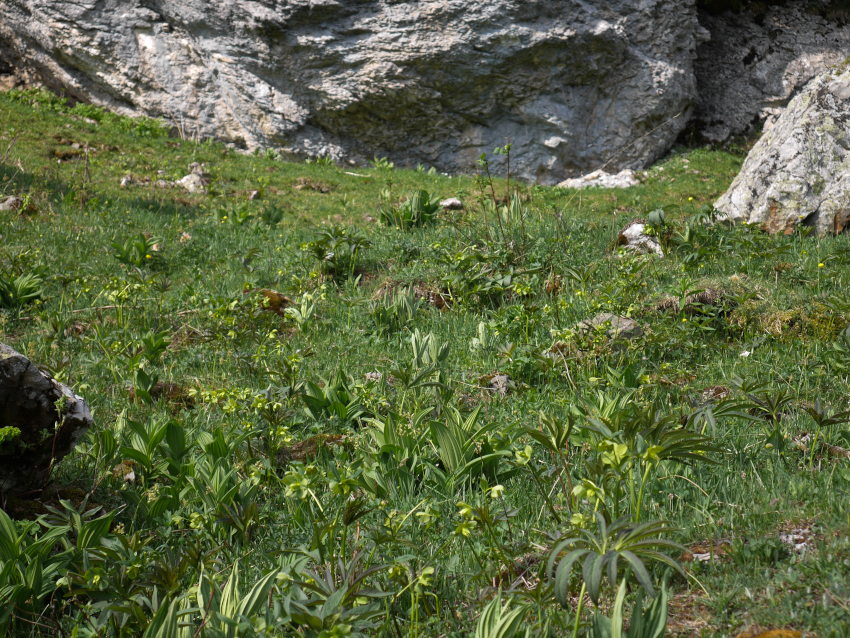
{"left": 1, "top": 90, "right": 850, "bottom": 638}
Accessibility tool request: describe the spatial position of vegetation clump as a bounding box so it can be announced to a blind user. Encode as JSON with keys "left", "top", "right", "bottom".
{"left": 1, "top": 89, "right": 849, "bottom": 637}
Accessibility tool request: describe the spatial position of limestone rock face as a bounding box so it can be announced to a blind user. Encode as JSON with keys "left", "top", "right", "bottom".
{"left": 0, "top": 0, "right": 705, "bottom": 183}
{"left": 715, "top": 68, "right": 850, "bottom": 236}
{"left": 695, "top": 1, "right": 850, "bottom": 142}
{"left": 0, "top": 343, "right": 93, "bottom": 496}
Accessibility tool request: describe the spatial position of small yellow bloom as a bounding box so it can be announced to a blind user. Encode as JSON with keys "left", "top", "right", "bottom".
{"left": 145, "top": 254, "right": 151, "bottom": 259}
{"left": 818, "top": 263, "right": 825, "bottom": 268}
{"left": 688, "top": 197, "right": 693, "bottom": 201}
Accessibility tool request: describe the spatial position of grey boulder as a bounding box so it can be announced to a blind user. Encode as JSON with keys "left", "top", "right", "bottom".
{"left": 715, "top": 68, "right": 850, "bottom": 236}
{"left": 0, "top": 343, "right": 93, "bottom": 496}
{"left": 0, "top": 0, "right": 705, "bottom": 183}
{"left": 177, "top": 173, "right": 206, "bottom": 193}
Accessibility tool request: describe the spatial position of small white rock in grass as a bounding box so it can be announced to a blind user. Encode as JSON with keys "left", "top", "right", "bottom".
{"left": 178, "top": 173, "right": 205, "bottom": 193}
{"left": 440, "top": 198, "right": 463, "bottom": 210}
{"left": 0, "top": 196, "right": 23, "bottom": 211}
{"left": 557, "top": 169, "right": 639, "bottom": 190}
{"left": 617, "top": 220, "right": 664, "bottom": 257}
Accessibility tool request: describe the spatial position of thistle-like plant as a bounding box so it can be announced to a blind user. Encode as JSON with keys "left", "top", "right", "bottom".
{"left": 579, "top": 402, "right": 720, "bottom": 521}
{"left": 547, "top": 513, "right": 684, "bottom": 616}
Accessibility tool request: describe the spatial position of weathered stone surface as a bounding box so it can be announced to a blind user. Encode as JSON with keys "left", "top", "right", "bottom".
{"left": 0, "top": 343, "right": 93, "bottom": 496}
{"left": 558, "top": 169, "right": 640, "bottom": 190}
{"left": 178, "top": 173, "right": 205, "bottom": 193}
{"left": 0, "top": 196, "right": 22, "bottom": 211}
{"left": 0, "top": 0, "right": 706, "bottom": 183}
{"left": 695, "top": 1, "right": 850, "bottom": 142}
{"left": 617, "top": 220, "right": 664, "bottom": 257}
{"left": 440, "top": 198, "right": 463, "bottom": 210}
{"left": 577, "top": 314, "right": 643, "bottom": 341}
{"left": 715, "top": 68, "right": 850, "bottom": 236}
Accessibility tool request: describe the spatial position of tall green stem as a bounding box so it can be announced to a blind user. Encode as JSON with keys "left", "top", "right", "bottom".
{"left": 634, "top": 464, "right": 654, "bottom": 523}
{"left": 809, "top": 425, "right": 822, "bottom": 470}
{"left": 528, "top": 464, "right": 561, "bottom": 524}
{"left": 572, "top": 582, "right": 586, "bottom": 638}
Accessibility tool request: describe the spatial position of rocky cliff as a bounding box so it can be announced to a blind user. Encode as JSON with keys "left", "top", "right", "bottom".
{"left": 3, "top": 1, "right": 847, "bottom": 181}
{"left": 0, "top": 0, "right": 705, "bottom": 183}
{"left": 694, "top": 0, "right": 850, "bottom": 142}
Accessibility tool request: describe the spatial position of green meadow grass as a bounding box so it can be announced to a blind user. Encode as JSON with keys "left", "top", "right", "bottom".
{"left": 1, "top": 89, "right": 849, "bottom": 638}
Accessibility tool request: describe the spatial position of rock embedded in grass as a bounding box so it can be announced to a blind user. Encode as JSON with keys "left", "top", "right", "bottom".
{"left": 0, "top": 342, "right": 93, "bottom": 497}
{"left": 177, "top": 173, "right": 206, "bottom": 193}
{"left": 577, "top": 313, "right": 643, "bottom": 342}
{"left": 0, "top": 196, "right": 22, "bottom": 211}
{"left": 557, "top": 169, "right": 640, "bottom": 190}
{"left": 617, "top": 220, "right": 664, "bottom": 257}
{"left": 440, "top": 198, "right": 463, "bottom": 210}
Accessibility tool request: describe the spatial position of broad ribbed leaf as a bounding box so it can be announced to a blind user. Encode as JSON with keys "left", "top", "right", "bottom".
{"left": 474, "top": 595, "right": 502, "bottom": 638}
{"left": 644, "top": 583, "right": 668, "bottom": 638}
{"left": 0, "top": 509, "right": 20, "bottom": 562}
{"left": 491, "top": 604, "right": 528, "bottom": 638}
{"left": 626, "top": 589, "right": 646, "bottom": 638}
{"left": 553, "top": 548, "right": 589, "bottom": 609}
{"left": 583, "top": 552, "right": 605, "bottom": 604}
{"left": 619, "top": 550, "right": 654, "bottom": 598}
{"left": 430, "top": 421, "right": 464, "bottom": 473}
{"left": 236, "top": 569, "right": 278, "bottom": 618}
{"left": 142, "top": 597, "right": 180, "bottom": 638}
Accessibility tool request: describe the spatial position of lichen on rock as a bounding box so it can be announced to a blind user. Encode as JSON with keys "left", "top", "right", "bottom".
{"left": 715, "top": 67, "right": 850, "bottom": 236}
